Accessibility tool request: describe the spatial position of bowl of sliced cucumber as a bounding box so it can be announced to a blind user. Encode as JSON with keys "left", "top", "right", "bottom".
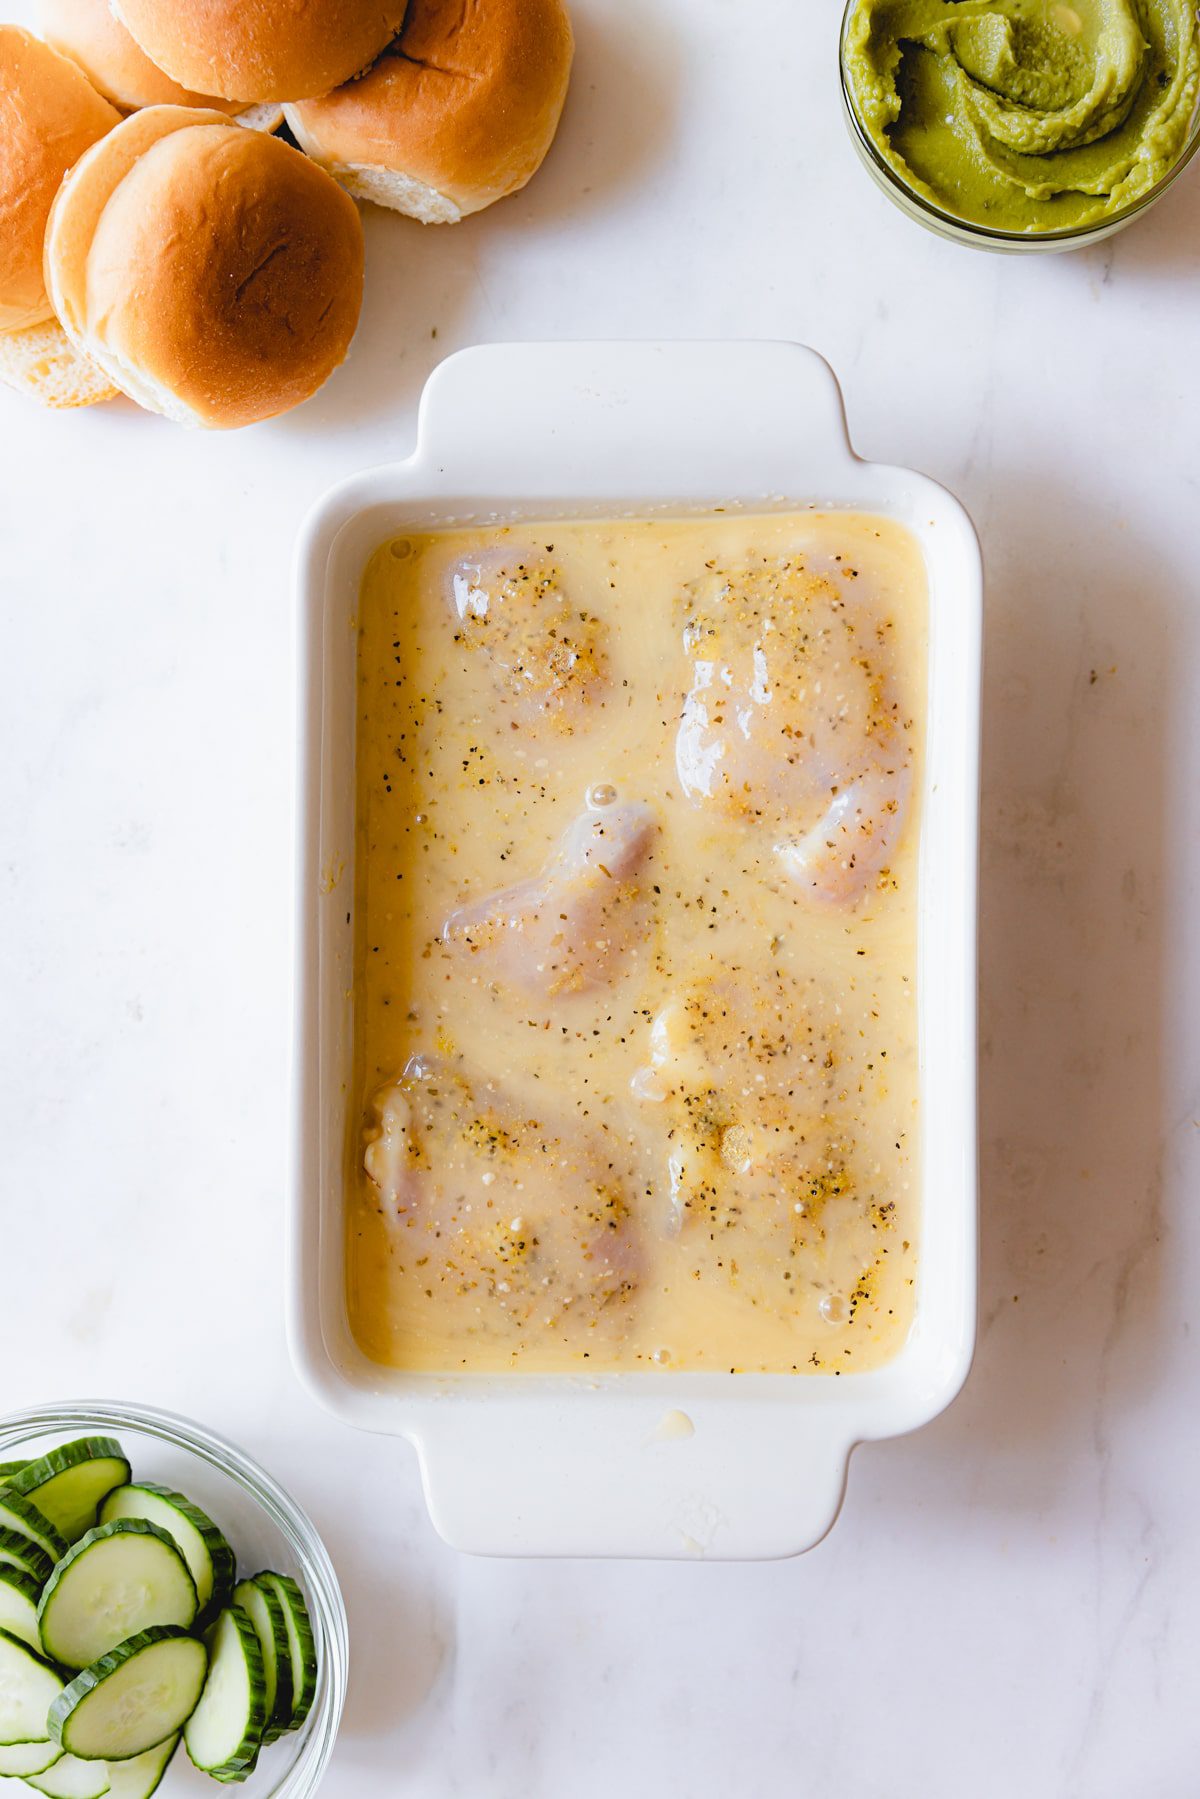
{"left": 0, "top": 1402, "right": 347, "bottom": 1799}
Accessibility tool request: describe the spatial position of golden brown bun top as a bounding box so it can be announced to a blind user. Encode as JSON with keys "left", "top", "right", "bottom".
{"left": 0, "top": 25, "right": 119, "bottom": 332}
{"left": 63, "top": 120, "right": 365, "bottom": 426}
{"left": 288, "top": 0, "right": 574, "bottom": 210}
{"left": 112, "top": 0, "right": 410, "bottom": 102}
{"left": 45, "top": 106, "right": 229, "bottom": 340}
{"left": 40, "top": 0, "right": 241, "bottom": 113}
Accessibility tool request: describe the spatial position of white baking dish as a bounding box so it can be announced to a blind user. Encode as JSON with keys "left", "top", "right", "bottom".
{"left": 290, "top": 341, "right": 981, "bottom": 1560}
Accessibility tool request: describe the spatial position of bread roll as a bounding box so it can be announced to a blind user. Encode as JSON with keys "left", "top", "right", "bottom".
{"left": 0, "top": 26, "right": 119, "bottom": 333}
{"left": 285, "top": 0, "right": 573, "bottom": 223}
{"left": 46, "top": 105, "right": 228, "bottom": 341}
{"left": 40, "top": 0, "right": 284, "bottom": 128}
{"left": 0, "top": 319, "right": 116, "bottom": 408}
{"left": 41, "top": 0, "right": 239, "bottom": 112}
{"left": 45, "top": 108, "right": 365, "bottom": 428}
{"left": 111, "top": 0, "right": 410, "bottom": 103}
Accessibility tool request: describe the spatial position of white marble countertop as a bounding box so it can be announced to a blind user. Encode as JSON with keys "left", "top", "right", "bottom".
{"left": 3, "top": 1, "right": 1199, "bottom": 1793}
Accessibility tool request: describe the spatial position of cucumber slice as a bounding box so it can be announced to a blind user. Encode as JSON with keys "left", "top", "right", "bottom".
{"left": 182, "top": 1607, "right": 266, "bottom": 1780}
{"left": 0, "top": 1531, "right": 52, "bottom": 1590}
{"left": 4, "top": 1444, "right": 130, "bottom": 1546}
{"left": 0, "top": 1628, "right": 60, "bottom": 1747}
{"left": 25, "top": 1752, "right": 111, "bottom": 1798}
{"left": 98, "top": 1488, "right": 233, "bottom": 1626}
{"left": 0, "top": 1570, "right": 41, "bottom": 1651}
{"left": 0, "top": 1466, "right": 27, "bottom": 1483}
{"left": 0, "top": 1499, "right": 65, "bottom": 1570}
{"left": 0, "top": 1740, "right": 62, "bottom": 1776}
{"left": 38, "top": 1522, "right": 197, "bottom": 1671}
{"left": 50, "top": 1629, "right": 207, "bottom": 1763}
{"left": 259, "top": 1575, "right": 316, "bottom": 1732}
{"left": 231, "top": 1579, "right": 291, "bottom": 1745}
{"left": 101, "top": 1735, "right": 177, "bottom": 1799}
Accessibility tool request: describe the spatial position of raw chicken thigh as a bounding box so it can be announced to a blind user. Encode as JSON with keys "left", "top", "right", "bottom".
{"left": 364, "top": 1056, "right": 640, "bottom": 1346}
{"left": 443, "top": 797, "right": 658, "bottom": 998}
{"left": 633, "top": 958, "right": 860, "bottom": 1305}
{"left": 675, "top": 555, "right": 913, "bottom": 904}
{"left": 445, "top": 545, "right": 607, "bottom": 727}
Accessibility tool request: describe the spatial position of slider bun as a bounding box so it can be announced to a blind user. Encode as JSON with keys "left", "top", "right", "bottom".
{"left": 285, "top": 0, "right": 574, "bottom": 223}
{"left": 0, "top": 318, "right": 116, "bottom": 408}
{"left": 40, "top": 0, "right": 241, "bottom": 113}
{"left": 111, "top": 0, "right": 410, "bottom": 103}
{"left": 45, "top": 109, "right": 365, "bottom": 428}
{"left": 0, "top": 26, "right": 119, "bottom": 332}
{"left": 45, "top": 106, "right": 225, "bottom": 342}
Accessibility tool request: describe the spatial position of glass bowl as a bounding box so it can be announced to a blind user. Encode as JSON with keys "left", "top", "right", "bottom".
{"left": 838, "top": 0, "right": 1200, "bottom": 253}
{"left": 0, "top": 1400, "right": 348, "bottom": 1799}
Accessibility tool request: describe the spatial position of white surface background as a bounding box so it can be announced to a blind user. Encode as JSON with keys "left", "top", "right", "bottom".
{"left": 2, "top": 2, "right": 1198, "bottom": 1794}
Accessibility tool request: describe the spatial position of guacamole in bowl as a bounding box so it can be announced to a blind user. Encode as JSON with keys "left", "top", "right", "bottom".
{"left": 842, "top": 0, "right": 1200, "bottom": 236}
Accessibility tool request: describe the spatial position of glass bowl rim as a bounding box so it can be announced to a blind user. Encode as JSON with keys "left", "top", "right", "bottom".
{"left": 837, "top": 0, "right": 1200, "bottom": 248}
{"left": 0, "top": 1397, "right": 348, "bottom": 1799}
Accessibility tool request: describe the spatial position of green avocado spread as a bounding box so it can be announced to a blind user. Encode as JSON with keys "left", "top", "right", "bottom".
{"left": 843, "top": 0, "right": 1200, "bottom": 232}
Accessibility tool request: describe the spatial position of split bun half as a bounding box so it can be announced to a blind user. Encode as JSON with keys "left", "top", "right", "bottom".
{"left": 111, "top": 0, "right": 411, "bottom": 103}
{"left": 285, "top": 0, "right": 574, "bottom": 223}
{"left": 0, "top": 25, "right": 119, "bottom": 333}
{"left": 39, "top": 0, "right": 284, "bottom": 127}
{"left": 45, "top": 107, "right": 365, "bottom": 428}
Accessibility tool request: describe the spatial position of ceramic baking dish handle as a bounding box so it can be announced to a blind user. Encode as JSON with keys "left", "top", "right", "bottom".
{"left": 410, "top": 339, "right": 860, "bottom": 498}
{"left": 411, "top": 1401, "right": 855, "bottom": 1561}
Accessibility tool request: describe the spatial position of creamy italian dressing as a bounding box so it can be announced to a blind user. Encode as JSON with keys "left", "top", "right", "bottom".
{"left": 349, "top": 512, "right": 927, "bottom": 1374}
